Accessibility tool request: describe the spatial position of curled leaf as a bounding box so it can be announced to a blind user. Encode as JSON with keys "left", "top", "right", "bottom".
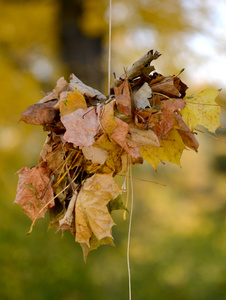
{"left": 20, "top": 100, "right": 58, "bottom": 126}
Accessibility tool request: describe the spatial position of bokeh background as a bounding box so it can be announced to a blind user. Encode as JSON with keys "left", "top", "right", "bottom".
{"left": 0, "top": 0, "right": 226, "bottom": 299}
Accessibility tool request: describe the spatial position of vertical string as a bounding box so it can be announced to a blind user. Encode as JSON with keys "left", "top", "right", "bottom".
{"left": 108, "top": 2, "right": 132, "bottom": 299}
{"left": 127, "top": 156, "right": 133, "bottom": 300}
{"left": 108, "top": 0, "right": 112, "bottom": 94}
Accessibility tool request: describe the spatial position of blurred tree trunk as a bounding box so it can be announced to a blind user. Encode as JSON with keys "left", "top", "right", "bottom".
{"left": 58, "top": 0, "right": 104, "bottom": 90}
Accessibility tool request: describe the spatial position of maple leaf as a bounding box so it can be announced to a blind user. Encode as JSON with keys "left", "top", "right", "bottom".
{"left": 111, "top": 117, "right": 141, "bottom": 158}
{"left": 100, "top": 100, "right": 118, "bottom": 134}
{"left": 115, "top": 78, "right": 132, "bottom": 116}
{"left": 92, "top": 133, "right": 124, "bottom": 174}
{"left": 14, "top": 166, "right": 54, "bottom": 221}
{"left": 61, "top": 107, "right": 100, "bottom": 147}
{"left": 140, "top": 129, "right": 186, "bottom": 170}
{"left": 153, "top": 98, "right": 185, "bottom": 139}
{"left": 81, "top": 234, "right": 115, "bottom": 262}
{"left": 59, "top": 89, "right": 87, "bottom": 116}
{"left": 75, "top": 173, "right": 123, "bottom": 247}
{"left": 20, "top": 100, "right": 58, "bottom": 126}
{"left": 181, "top": 88, "right": 222, "bottom": 133}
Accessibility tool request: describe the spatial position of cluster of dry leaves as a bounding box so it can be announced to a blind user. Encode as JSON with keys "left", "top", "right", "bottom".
{"left": 15, "top": 50, "right": 222, "bottom": 261}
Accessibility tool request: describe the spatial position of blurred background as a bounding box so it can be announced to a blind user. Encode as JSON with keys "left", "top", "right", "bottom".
{"left": 0, "top": 0, "right": 226, "bottom": 299}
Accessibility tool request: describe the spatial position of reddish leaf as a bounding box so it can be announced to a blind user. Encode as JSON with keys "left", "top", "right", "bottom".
{"left": 14, "top": 166, "right": 54, "bottom": 221}
{"left": 173, "top": 113, "right": 199, "bottom": 152}
{"left": 115, "top": 79, "right": 132, "bottom": 116}
{"left": 111, "top": 117, "right": 141, "bottom": 158}
{"left": 153, "top": 99, "right": 185, "bottom": 139}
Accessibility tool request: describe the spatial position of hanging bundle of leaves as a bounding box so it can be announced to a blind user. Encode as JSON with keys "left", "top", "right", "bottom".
{"left": 15, "top": 50, "right": 222, "bottom": 261}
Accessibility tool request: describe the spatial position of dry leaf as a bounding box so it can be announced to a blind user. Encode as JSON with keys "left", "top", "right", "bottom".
{"left": 53, "top": 76, "right": 68, "bottom": 98}
{"left": 81, "top": 234, "right": 115, "bottom": 262}
{"left": 61, "top": 107, "right": 100, "bottom": 147}
{"left": 75, "top": 174, "right": 123, "bottom": 247}
{"left": 20, "top": 100, "right": 58, "bottom": 126}
{"left": 59, "top": 89, "right": 87, "bottom": 116}
{"left": 69, "top": 74, "right": 106, "bottom": 101}
{"left": 140, "top": 129, "right": 186, "bottom": 170}
{"left": 126, "top": 126, "right": 160, "bottom": 147}
{"left": 100, "top": 100, "right": 118, "bottom": 134}
{"left": 133, "top": 82, "right": 152, "bottom": 109}
{"left": 173, "top": 113, "right": 199, "bottom": 152}
{"left": 14, "top": 166, "right": 54, "bottom": 221}
{"left": 115, "top": 79, "right": 132, "bottom": 116}
{"left": 153, "top": 98, "right": 185, "bottom": 139}
{"left": 81, "top": 146, "right": 108, "bottom": 164}
{"left": 111, "top": 117, "right": 141, "bottom": 158}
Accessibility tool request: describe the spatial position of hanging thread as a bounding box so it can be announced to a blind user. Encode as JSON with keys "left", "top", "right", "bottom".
{"left": 108, "top": 0, "right": 112, "bottom": 94}
{"left": 108, "top": 3, "right": 133, "bottom": 299}
{"left": 127, "top": 156, "right": 133, "bottom": 300}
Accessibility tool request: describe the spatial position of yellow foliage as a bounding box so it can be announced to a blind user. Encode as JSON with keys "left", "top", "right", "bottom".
{"left": 140, "top": 129, "right": 186, "bottom": 170}
{"left": 59, "top": 89, "right": 87, "bottom": 116}
{"left": 181, "top": 89, "right": 222, "bottom": 133}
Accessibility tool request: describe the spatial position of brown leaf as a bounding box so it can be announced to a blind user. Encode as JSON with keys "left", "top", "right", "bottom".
{"left": 126, "top": 126, "right": 160, "bottom": 148}
{"left": 61, "top": 107, "right": 100, "bottom": 147}
{"left": 69, "top": 74, "right": 106, "bottom": 101}
{"left": 14, "top": 166, "right": 54, "bottom": 221}
{"left": 111, "top": 117, "right": 141, "bottom": 158}
{"left": 115, "top": 79, "right": 132, "bottom": 116}
{"left": 20, "top": 100, "right": 58, "bottom": 126}
{"left": 39, "top": 92, "right": 56, "bottom": 104}
{"left": 151, "top": 78, "right": 180, "bottom": 97}
{"left": 153, "top": 99, "right": 185, "bottom": 139}
{"left": 75, "top": 174, "right": 123, "bottom": 247}
{"left": 173, "top": 113, "right": 199, "bottom": 152}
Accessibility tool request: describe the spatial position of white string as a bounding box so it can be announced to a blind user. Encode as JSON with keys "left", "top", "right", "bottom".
{"left": 108, "top": 0, "right": 112, "bottom": 94}
{"left": 127, "top": 156, "right": 133, "bottom": 300}
{"left": 107, "top": 2, "right": 133, "bottom": 299}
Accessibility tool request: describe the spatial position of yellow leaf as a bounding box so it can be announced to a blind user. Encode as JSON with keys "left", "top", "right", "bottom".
{"left": 75, "top": 174, "right": 123, "bottom": 247}
{"left": 140, "top": 129, "right": 186, "bottom": 170}
{"left": 59, "top": 89, "right": 87, "bottom": 116}
{"left": 92, "top": 133, "right": 123, "bottom": 174}
{"left": 181, "top": 88, "right": 222, "bottom": 133}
